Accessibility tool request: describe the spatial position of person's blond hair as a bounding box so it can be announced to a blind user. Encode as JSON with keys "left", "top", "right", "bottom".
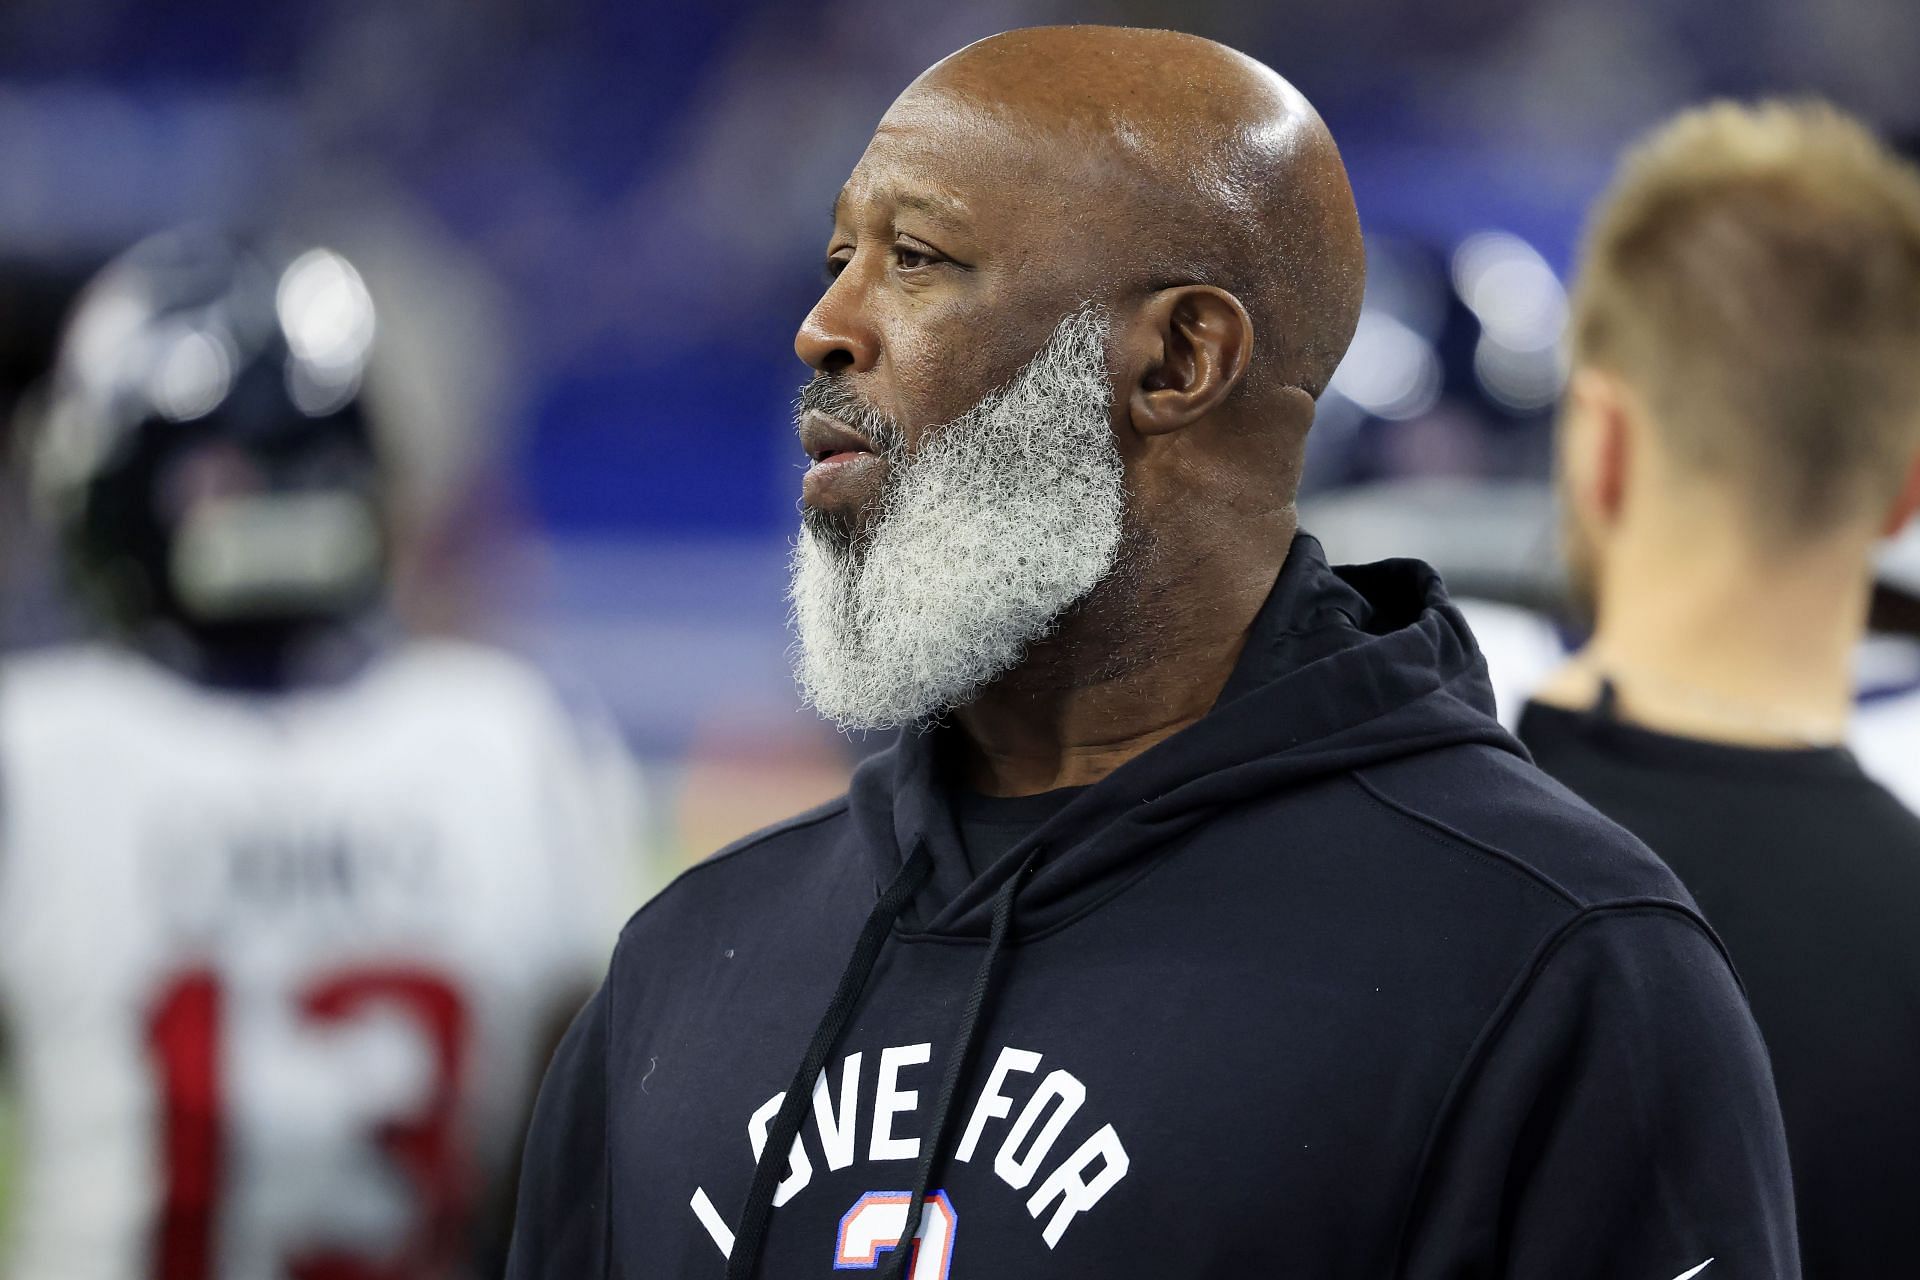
{"left": 1570, "top": 99, "right": 1920, "bottom": 537}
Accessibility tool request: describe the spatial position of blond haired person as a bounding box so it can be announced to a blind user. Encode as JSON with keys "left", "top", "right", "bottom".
{"left": 1523, "top": 100, "right": 1920, "bottom": 1278}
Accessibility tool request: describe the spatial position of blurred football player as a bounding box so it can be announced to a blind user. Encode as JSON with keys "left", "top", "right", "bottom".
{"left": 1460, "top": 565, "right": 1920, "bottom": 812}
{"left": 0, "top": 230, "right": 636, "bottom": 1279}
{"left": 1520, "top": 101, "right": 1920, "bottom": 1277}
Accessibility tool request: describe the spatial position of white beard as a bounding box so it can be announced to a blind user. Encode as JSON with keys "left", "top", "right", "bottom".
{"left": 789, "top": 304, "right": 1126, "bottom": 730}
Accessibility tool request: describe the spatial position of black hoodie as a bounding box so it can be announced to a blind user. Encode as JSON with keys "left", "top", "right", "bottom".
{"left": 507, "top": 535, "right": 1798, "bottom": 1279}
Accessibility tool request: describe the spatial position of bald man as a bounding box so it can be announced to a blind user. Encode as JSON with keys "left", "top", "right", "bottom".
{"left": 508, "top": 28, "right": 1797, "bottom": 1280}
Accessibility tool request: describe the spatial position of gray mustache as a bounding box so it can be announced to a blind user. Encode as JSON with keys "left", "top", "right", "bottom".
{"left": 795, "top": 376, "right": 904, "bottom": 456}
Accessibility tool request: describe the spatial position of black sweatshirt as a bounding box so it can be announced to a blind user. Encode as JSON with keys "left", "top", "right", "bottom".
{"left": 507, "top": 535, "right": 1799, "bottom": 1279}
{"left": 1522, "top": 697, "right": 1920, "bottom": 1279}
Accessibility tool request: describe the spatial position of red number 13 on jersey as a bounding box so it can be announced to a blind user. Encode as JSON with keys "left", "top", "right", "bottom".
{"left": 147, "top": 967, "right": 470, "bottom": 1280}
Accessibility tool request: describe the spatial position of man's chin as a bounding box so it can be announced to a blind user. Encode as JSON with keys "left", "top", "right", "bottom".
{"left": 802, "top": 505, "right": 866, "bottom": 555}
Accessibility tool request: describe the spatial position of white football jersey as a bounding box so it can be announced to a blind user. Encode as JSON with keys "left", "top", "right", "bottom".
{"left": 1459, "top": 598, "right": 1920, "bottom": 813}
{"left": 0, "top": 640, "right": 638, "bottom": 1280}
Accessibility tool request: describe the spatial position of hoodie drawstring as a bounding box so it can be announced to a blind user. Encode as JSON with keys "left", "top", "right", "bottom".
{"left": 876, "top": 843, "right": 1040, "bottom": 1280}
{"left": 727, "top": 841, "right": 1041, "bottom": 1279}
{"left": 726, "top": 843, "right": 933, "bottom": 1280}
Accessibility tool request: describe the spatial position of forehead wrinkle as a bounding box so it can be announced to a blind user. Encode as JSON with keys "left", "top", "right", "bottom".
{"left": 835, "top": 172, "right": 976, "bottom": 233}
{"left": 872, "top": 88, "right": 1150, "bottom": 237}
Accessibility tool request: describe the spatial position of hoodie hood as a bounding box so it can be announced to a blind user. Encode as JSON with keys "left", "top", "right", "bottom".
{"left": 847, "top": 532, "right": 1523, "bottom": 938}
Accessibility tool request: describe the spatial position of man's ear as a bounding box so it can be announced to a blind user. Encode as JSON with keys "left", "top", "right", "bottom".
{"left": 1122, "top": 286, "right": 1254, "bottom": 437}
{"left": 1562, "top": 366, "right": 1634, "bottom": 533}
{"left": 1881, "top": 451, "right": 1920, "bottom": 539}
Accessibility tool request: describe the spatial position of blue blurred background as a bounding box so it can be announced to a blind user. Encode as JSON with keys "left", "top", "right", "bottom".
{"left": 3, "top": 0, "right": 1917, "bottom": 868}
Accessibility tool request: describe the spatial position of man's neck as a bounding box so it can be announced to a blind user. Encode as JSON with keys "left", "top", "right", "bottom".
{"left": 1539, "top": 525, "right": 1870, "bottom": 747}
{"left": 952, "top": 538, "right": 1287, "bottom": 797}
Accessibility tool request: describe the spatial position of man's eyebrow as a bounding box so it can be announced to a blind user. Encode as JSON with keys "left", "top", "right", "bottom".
{"left": 829, "top": 189, "right": 972, "bottom": 229}
{"left": 892, "top": 191, "right": 971, "bottom": 226}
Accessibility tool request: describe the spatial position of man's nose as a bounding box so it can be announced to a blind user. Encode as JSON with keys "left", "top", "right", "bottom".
{"left": 795, "top": 278, "right": 880, "bottom": 374}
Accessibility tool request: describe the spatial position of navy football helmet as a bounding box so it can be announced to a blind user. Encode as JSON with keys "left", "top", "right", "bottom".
{"left": 34, "top": 230, "right": 389, "bottom": 679}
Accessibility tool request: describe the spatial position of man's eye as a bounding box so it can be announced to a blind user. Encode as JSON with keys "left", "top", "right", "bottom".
{"left": 823, "top": 256, "right": 849, "bottom": 282}
{"left": 894, "top": 246, "right": 936, "bottom": 271}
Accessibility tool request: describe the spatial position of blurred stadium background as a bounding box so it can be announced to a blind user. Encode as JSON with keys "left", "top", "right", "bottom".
{"left": 3, "top": 0, "right": 1917, "bottom": 879}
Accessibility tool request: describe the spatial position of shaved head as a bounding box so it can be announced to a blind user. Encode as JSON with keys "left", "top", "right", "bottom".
{"left": 792, "top": 26, "right": 1366, "bottom": 731}
{"left": 904, "top": 25, "right": 1365, "bottom": 399}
